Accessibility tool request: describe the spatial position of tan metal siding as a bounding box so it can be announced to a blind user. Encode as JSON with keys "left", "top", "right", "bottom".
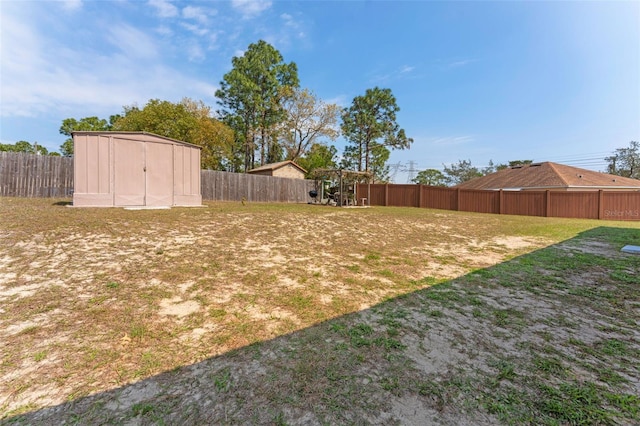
{"left": 113, "top": 138, "right": 145, "bottom": 206}
{"left": 145, "top": 141, "right": 173, "bottom": 206}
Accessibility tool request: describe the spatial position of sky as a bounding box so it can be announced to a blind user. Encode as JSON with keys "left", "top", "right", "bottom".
{"left": 1, "top": 0, "right": 639, "bottom": 183}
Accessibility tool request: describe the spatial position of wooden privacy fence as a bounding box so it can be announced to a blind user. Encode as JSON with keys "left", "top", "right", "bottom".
{"left": 0, "top": 152, "right": 73, "bottom": 197}
{"left": 201, "top": 170, "right": 314, "bottom": 203}
{"left": 357, "top": 184, "right": 640, "bottom": 221}
{"left": 0, "top": 152, "right": 314, "bottom": 203}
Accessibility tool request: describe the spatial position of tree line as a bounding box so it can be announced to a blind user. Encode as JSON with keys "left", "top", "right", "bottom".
{"left": 3, "top": 39, "right": 637, "bottom": 184}
{"left": 47, "top": 40, "right": 411, "bottom": 182}
{"left": 412, "top": 159, "right": 533, "bottom": 186}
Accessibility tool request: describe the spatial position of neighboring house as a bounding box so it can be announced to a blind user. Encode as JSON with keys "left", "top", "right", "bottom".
{"left": 456, "top": 162, "right": 640, "bottom": 192}
{"left": 247, "top": 160, "right": 307, "bottom": 180}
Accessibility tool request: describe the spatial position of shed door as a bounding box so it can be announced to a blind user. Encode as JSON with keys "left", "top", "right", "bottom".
{"left": 145, "top": 142, "right": 173, "bottom": 206}
{"left": 114, "top": 139, "right": 145, "bottom": 206}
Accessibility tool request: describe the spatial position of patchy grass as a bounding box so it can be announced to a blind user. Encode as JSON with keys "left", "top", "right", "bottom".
{"left": 1, "top": 197, "right": 639, "bottom": 424}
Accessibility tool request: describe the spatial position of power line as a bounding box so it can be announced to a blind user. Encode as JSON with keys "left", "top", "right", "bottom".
{"left": 388, "top": 162, "right": 403, "bottom": 183}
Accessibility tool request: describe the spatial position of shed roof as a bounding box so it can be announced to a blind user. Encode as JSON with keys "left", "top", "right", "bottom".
{"left": 248, "top": 160, "right": 307, "bottom": 174}
{"left": 455, "top": 162, "right": 640, "bottom": 190}
{"left": 71, "top": 131, "right": 202, "bottom": 149}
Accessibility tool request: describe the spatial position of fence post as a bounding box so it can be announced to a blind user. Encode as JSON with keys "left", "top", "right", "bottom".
{"left": 384, "top": 184, "right": 389, "bottom": 206}
{"left": 545, "top": 190, "right": 551, "bottom": 217}
{"left": 417, "top": 184, "right": 422, "bottom": 208}
{"left": 455, "top": 188, "right": 460, "bottom": 211}
{"left": 499, "top": 189, "right": 504, "bottom": 214}
{"left": 598, "top": 190, "right": 604, "bottom": 220}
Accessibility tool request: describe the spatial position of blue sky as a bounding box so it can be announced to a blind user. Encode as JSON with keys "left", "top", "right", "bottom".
{"left": 1, "top": 0, "right": 638, "bottom": 182}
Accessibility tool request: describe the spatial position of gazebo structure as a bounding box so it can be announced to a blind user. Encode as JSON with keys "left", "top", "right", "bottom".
{"left": 308, "top": 168, "right": 372, "bottom": 206}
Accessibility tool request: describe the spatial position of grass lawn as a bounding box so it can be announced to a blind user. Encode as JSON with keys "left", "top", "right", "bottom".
{"left": 1, "top": 197, "right": 639, "bottom": 424}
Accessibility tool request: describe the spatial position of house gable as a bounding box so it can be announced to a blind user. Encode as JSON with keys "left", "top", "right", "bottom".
{"left": 248, "top": 161, "right": 307, "bottom": 179}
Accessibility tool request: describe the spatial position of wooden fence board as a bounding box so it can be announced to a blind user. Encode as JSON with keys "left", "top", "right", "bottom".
{"left": 199, "top": 170, "right": 314, "bottom": 203}
{"left": 502, "top": 191, "right": 546, "bottom": 217}
{"left": 458, "top": 189, "right": 499, "bottom": 214}
{"left": 357, "top": 182, "right": 640, "bottom": 221}
{"left": 3, "top": 153, "right": 638, "bottom": 218}
{"left": 601, "top": 192, "right": 640, "bottom": 220}
{"left": 1, "top": 153, "right": 314, "bottom": 203}
{"left": 0, "top": 152, "right": 73, "bottom": 197}
{"left": 548, "top": 192, "right": 599, "bottom": 219}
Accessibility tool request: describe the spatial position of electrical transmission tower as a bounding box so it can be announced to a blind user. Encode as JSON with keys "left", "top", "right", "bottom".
{"left": 406, "top": 161, "right": 418, "bottom": 183}
{"left": 388, "top": 162, "right": 403, "bottom": 183}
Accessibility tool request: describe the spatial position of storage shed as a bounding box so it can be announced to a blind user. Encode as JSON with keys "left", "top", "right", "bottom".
{"left": 248, "top": 160, "right": 307, "bottom": 179}
{"left": 72, "top": 131, "right": 202, "bottom": 207}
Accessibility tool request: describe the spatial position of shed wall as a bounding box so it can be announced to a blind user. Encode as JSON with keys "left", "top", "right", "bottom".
{"left": 73, "top": 132, "right": 201, "bottom": 207}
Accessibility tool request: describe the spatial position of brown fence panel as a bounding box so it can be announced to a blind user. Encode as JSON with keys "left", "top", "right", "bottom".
{"left": 458, "top": 189, "right": 499, "bottom": 214}
{"left": 548, "top": 191, "right": 599, "bottom": 219}
{"left": 357, "top": 184, "right": 386, "bottom": 205}
{"left": 4, "top": 154, "right": 639, "bottom": 218}
{"left": 502, "top": 191, "right": 546, "bottom": 217}
{"left": 387, "top": 184, "right": 419, "bottom": 207}
{"left": 353, "top": 182, "right": 639, "bottom": 221}
{"left": 422, "top": 186, "right": 457, "bottom": 210}
{"left": 601, "top": 192, "right": 640, "bottom": 220}
{"left": 0, "top": 152, "right": 73, "bottom": 197}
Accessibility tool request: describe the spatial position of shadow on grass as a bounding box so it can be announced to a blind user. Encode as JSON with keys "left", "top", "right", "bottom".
{"left": 51, "top": 201, "right": 72, "bottom": 206}
{"left": 4, "top": 227, "right": 640, "bottom": 425}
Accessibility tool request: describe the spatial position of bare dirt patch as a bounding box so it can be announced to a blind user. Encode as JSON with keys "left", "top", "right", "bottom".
{"left": 1, "top": 198, "right": 638, "bottom": 424}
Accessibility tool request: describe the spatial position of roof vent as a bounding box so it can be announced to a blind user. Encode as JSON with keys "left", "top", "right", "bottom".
{"left": 511, "top": 166, "right": 523, "bottom": 169}
{"left": 613, "top": 178, "right": 617, "bottom": 182}
{"left": 530, "top": 163, "right": 542, "bottom": 167}
{"left": 578, "top": 174, "right": 583, "bottom": 178}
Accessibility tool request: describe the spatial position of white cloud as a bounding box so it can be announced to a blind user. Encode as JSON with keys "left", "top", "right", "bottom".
{"left": 231, "top": 0, "right": 272, "bottom": 18}
{"left": 0, "top": 8, "right": 214, "bottom": 119}
{"left": 180, "top": 22, "right": 209, "bottom": 36}
{"left": 148, "top": 0, "right": 178, "bottom": 18}
{"left": 445, "top": 58, "right": 476, "bottom": 69}
{"left": 429, "top": 136, "right": 475, "bottom": 145}
{"left": 187, "top": 43, "right": 205, "bottom": 62}
{"left": 107, "top": 24, "right": 159, "bottom": 59}
{"left": 281, "top": 13, "right": 296, "bottom": 27}
{"left": 156, "top": 25, "right": 173, "bottom": 37}
{"left": 370, "top": 65, "right": 417, "bottom": 83}
{"left": 182, "top": 5, "right": 214, "bottom": 24}
{"left": 325, "top": 95, "right": 348, "bottom": 108}
{"left": 60, "top": 0, "right": 83, "bottom": 12}
{"left": 2, "top": 49, "right": 218, "bottom": 119}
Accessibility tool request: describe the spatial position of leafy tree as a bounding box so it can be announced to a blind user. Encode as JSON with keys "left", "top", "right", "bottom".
{"left": 340, "top": 143, "right": 390, "bottom": 183}
{"left": 0, "top": 141, "right": 48, "bottom": 155}
{"left": 442, "top": 159, "right": 483, "bottom": 185}
{"left": 279, "top": 88, "right": 339, "bottom": 161}
{"left": 296, "top": 143, "right": 337, "bottom": 177}
{"left": 113, "top": 98, "right": 234, "bottom": 170}
{"left": 412, "top": 169, "right": 447, "bottom": 186}
{"left": 605, "top": 141, "right": 640, "bottom": 179}
{"left": 216, "top": 40, "right": 299, "bottom": 171}
{"left": 340, "top": 87, "right": 412, "bottom": 178}
{"left": 59, "top": 116, "right": 113, "bottom": 156}
{"left": 495, "top": 159, "right": 533, "bottom": 171}
{"left": 368, "top": 144, "right": 390, "bottom": 183}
